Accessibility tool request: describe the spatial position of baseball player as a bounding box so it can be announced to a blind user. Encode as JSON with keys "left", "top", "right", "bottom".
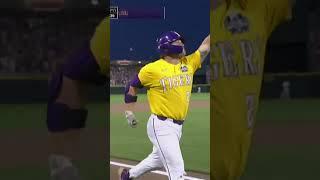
{"left": 211, "top": 0, "right": 295, "bottom": 179}
{"left": 47, "top": 17, "right": 108, "bottom": 180}
{"left": 119, "top": 31, "right": 210, "bottom": 180}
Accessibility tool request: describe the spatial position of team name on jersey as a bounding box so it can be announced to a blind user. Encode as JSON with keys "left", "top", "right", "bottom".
{"left": 212, "top": 38, "right": 263, "bottom": 80}
{"left": 159, "top": 74, "right": 192, "bottom": 92}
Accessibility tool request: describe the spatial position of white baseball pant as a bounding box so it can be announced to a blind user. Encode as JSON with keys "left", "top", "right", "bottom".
{"left": 129, "top": 114, "right": 185, "bottom": 180}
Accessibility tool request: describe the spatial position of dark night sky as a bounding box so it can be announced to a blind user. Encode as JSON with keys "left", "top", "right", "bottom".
{"left": 110, "top": 0, "right": 210, "bottom": 61}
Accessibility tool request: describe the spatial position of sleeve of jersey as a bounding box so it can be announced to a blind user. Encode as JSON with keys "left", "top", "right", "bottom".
{"left": 265, "top": 0, "right": 292, "bottom": 35}
{"left": 90, "top": 17, "right": 109, "bottom": 75}
{"left": 186, "top": 50, "right": 201, "bottom": 73}
{"left": 138, "top": 65, "right": 154, "bottom": 87}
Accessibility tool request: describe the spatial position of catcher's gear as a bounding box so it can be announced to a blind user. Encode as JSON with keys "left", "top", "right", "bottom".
{"left": 157, "top": 31, "right": 184, "bottom": 56}
{"left": 125, "top": 110, "right": 138, "bottom": 128}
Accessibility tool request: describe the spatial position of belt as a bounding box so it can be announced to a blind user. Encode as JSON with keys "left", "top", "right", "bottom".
{"left": 156, "top": 115, "right": 184, "bottom": 125}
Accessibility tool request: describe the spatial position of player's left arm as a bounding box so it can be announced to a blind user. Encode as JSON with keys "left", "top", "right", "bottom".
{"left": 197, "top": 35, "right": 210, "bottom": 64}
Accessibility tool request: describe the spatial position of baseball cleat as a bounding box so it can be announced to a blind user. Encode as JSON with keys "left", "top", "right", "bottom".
{"left": 118, "top": 167, "right": 131, "bottom": 180}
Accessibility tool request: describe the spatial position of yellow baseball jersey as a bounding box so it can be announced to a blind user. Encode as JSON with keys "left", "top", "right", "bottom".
{"left": 90, "top": 17, "right": 109, "bottom": 75}
{"left": 211, "top": 0, "right": 291, "bottom": 179}
{"left": 138, "top": 51, "right": 201, "bottom": 120}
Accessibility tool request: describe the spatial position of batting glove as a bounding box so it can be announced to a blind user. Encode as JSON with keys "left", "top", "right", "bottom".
{"left": 125, "top": 110, "right": 138, "bottom": 128}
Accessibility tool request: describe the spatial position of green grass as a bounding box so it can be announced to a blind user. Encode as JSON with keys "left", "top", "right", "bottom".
{"left": 110, "top": 93, "right": 210, "bottom": 173}
{"left": 0, "top": 161, "right": 108, "bottom": 179}
{"left": 244, "top": 98, "right": 320, "bottom": 180}
{"left": 243, "top": 145, "right": 320, "bottom": 180}
{"left": 1, "top": 96, "right": 320, "bottom": 178}
{"left": 111, "top": 95, "right": 320, "bottom": 176}
{"left": 0, "top": 103, "right": 106, "bottom": 129}
{"left": 0, "top": 166, "right": 49, "bottom": 179}
{"left": 0, "top": 103, "right": 107, "bottom": 179}
{"left": 257, "top": 99, "right": 320, "bottom": 122}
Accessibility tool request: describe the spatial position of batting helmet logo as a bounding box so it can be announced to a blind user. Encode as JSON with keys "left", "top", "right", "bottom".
{"left": 157, "top": 31, "right": 185, "bottom": 56}
{"left": 180, "top": 65, "right": 188, "bottom": 72}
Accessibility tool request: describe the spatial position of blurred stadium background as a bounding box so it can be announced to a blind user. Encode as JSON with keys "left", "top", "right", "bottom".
{"left": 0, "top": 0, "right": 107, "bottom": 102}
{"left": 0, "top": 0, "right": 108, "bottom": 179}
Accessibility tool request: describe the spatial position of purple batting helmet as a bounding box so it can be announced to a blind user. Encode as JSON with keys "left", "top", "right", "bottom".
{"left": 157, "top": 31, "right": 185, "bottom": 56}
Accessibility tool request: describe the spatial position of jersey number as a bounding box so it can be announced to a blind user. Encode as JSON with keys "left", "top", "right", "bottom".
{"left": 246, "top": 95, "right": 256, "bottom": 129}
